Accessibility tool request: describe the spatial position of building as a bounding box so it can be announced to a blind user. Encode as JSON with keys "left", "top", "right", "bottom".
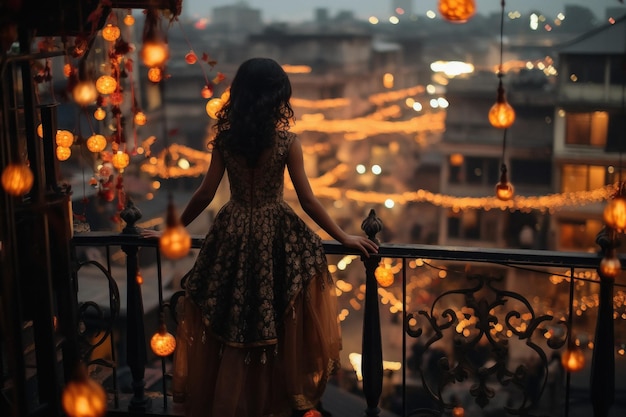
{"left": 551, "top": 15, "right": 626, "bottom": 252}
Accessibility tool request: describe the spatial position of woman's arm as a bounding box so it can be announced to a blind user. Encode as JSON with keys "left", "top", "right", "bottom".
{"left": 180, "top": 148, "right": 226, "bottom": 226}
{"left": 287, "top": 137, "right": 378, "bottom": 257}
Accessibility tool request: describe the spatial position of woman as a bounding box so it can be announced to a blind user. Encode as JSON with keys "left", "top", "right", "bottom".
{"left": 154, "top": 57, "right": 378, "bottom": 417}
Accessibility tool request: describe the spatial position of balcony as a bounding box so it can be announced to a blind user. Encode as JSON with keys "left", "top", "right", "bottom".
{"left": 5, "top": 206, "right": 622, "bottom": 417}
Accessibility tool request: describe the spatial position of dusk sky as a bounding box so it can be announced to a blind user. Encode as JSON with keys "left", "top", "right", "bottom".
{"left": 184, "top": 0, "right": 624, "bottom": 22}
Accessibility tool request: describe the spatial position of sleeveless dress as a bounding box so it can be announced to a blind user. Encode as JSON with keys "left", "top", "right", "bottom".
{"left": 172, "top": 131, "right": 342, "bottom": 417}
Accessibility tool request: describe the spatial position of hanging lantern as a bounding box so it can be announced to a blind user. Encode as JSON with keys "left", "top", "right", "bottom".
{"left": 603, "top": 184, "right": 626, "bottom": 232}
{"left": 72, "top": 80, "right": 98, "bottom": 107}
{"left": 63, "top": 63, "right": 73, "bottom": 78}
{"left": 488, "top": 79, "right": 516, "bottom": 129}
{"left": 220, "top": 89, "right": 230, "bottom": 103}
{"left": 599, "top": 249, "right": 621, "bottom": 279}
{"left": 140, "top": 9, "right": 169, "bottom": 68}
{"left": 123, "top": 13, "right": 135, "bottom": 26}
{"left": 449, "top": 153, "right": 464, "bottom": 166}
{"left": 147, "top": 67, "right": 162, "bottom": 83}
{"left": 150, "top": 317, "right": 177, "bottom": 357}
{"left": 62, "top": 365, "right": 107, "bottom": 417}
{"left": 439, "top": 0, "right": 476, "bottom": 23}
{"left": 95, "top": 75, "right": 117, "bottom": 95}
{"left": 205, "top": 98, "right": 223, "bottom": 119}
{"left": 1, "top": 162, "right": 34, "bottom": 196}
{"left": 495, "top": 164, "right": 514, "bottom": 201}
{"left": 56, "top": 146, "right": 72, "bottom": 161}
{"left": 94, "top": 107, "right": 106, "bottom": 121}
{"left": 111, "top": 151, "right": 130, "bottom": 170}
{"left": 375, "top": 265, "right": 394, "bottom": 287}
{"left": 201, "top": 84, "right": 214, "bottom": 99}
{"left": 141, "top": 41, "right": 169, "bottom": 68}
{"left": 159, "top": 198, "right": 191, "bottom": 259}
{"left": 452, "top": 406, "right": 465, "bottom": 417}
{"left": 37, "top": 123, "right": 44, "bottom": 138}
{"left": 86, "top": 134, "right": 107, "bottom": 153}
{"left": 56, "top": 130, "right": 74, "bottom": 148}
{"left": 185, "top": 51, "right": 197, "bottom": 64}
{"left": 561, "top": 346, "right": 585, "bottom": 372}
{"left": 101, "top": 23, "right": 120, "bottom": 42}
{"left": 134, "top": 111, "right": 147, "bottom": 126}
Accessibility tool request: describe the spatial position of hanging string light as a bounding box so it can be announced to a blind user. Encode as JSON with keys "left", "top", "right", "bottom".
{"left": 140, "top": 8, "right": 169, "bottom": 68}
{"left": 489, "top": 0, "right": 515, "bottom": 129}
{"left": 492, "top": 0, "right": 515, "bottom": 200}
{"left": 150, "top": 310, "right": 176, "bottom": 357}
{"left": 159, "top": 194, "right": 191, "bottom": 259}
{"left": 495, "top": 129, "right": 514, "bottom": 201}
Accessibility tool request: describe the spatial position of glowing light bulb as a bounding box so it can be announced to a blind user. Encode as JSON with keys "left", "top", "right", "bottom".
{"left": 86, "top": 134, "right": 107, "bottom": 153}
{"left": 439, "top": 0, "right": 476, "bottom": 23}
{"left": 72, "top": 80, "right": 97, "bottom": 106}
{"left": 101, "top": 24, "right": 120, "bottom": 41}
{"left": 1, "top": 162, "right": 34, "bottom": 196}
{"left": 488, "top": 80, "right": 515, "bottom": 129}
{"left": 95, "top": 75, "right": 117, "bottom": 95}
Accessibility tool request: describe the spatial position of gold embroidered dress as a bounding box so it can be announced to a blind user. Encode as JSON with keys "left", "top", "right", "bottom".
{"left": 173, "top": 131, "right": 341, "bottom": 417}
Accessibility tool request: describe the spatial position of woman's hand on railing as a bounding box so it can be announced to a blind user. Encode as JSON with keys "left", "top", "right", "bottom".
{"left": 140, "top": 228, "right": 162, "bottom": 239}
{"left": 340, "top": 235, "right": 379, "bottom": 258}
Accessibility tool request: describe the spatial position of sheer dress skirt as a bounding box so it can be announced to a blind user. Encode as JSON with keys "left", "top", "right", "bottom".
{"left": 172, "top": 272, "right": 341, "bottom": 417}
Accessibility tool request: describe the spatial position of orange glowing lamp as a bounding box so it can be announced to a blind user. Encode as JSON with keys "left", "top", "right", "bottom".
{"left": 101, "top": 24, "right": 120, "bottom": 42}
{"left": 123, "top": 14, "right": 135, "bottom": 26}
{"left": 62, "top": 365, "right": 107, "bottom": 417}
{"left": 94, "top": 107, "right": 106, "bottom": 121}
{"left": 201, "top": 85, "right": 214, "bottom": 99}
{"left": 72, "top": 80, "right": 98, "bottom": 107}
{"left": 488, "top": 80, "right": 515, "bottom": 129}
{"left": 134, "top": 111, "right": 147, "bottom": 126}
{"left": 159, "top": 199, "right": 191, "bottom": 259}
{"left": 56, "top": 146, "right": 72, "bottom": 161}
{"left": 205, "top": 98, "right": 223, "bottom": 119}
{"left": 86, "top": 134, "right": 107, "bottom": 153}
{"left": 375, "top": 265, "right": 394, "bottom": 287}
{"left": 603, "top": 186, "right": 626, "bottom": 232}
{"left": 56, "top": 130, "right": 74, "bottom": 147}
{"left": 63, "top": 63, "right": 73, "bottom": 78}
{"left": 150, "top": 320, "right": 177, "bottom": 357}
{"left": 561, "top": 347, "right": 585, "bottom": 372}
{"left": 439, "top": 0, "right": 476, "bottom": 23}
{"left": 147, "top": 67, "right": 162, "bottom": 83}
{"left": 495, "top": 164, "right": 514, "bottom": 201}
{"left": 185, "top": 52, "right": 197, "bottom": 64}
{"left": 141, "top": 41, "right": 169, "bottom": 68}
{"left": 111, "top": 151, "right": 130, "bottom": 170}
{"left": 95, "top": 75, "right": 117, "bottom": 95}
{"left": 599, "top": 251, "right": 621, "bottom": 279}
{"left": 1, "top": 162, "right": 34, "bottom": 196}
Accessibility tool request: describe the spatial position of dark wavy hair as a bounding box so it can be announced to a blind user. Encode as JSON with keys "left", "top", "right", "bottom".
{"left": 213, "top": 57, "right": 294, "bottom": 167}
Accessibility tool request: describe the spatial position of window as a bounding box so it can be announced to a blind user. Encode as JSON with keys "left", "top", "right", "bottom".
{"left": 558, "top": 219, "right": 603, "bottom": 252}
{"left": 447, "top": 209, "right": 498, "bottom": 242}
{"left": 510, "top": 158, "right": 552, "bottom": 187}
{"left": 567, "top": 55, "right": 605, "bottom": 84}
{"left": 449, "top": 156, "right": 499, "bottom": 186}
{"left": 561, "top": 164, "right": 607, "bottom": 193}
{"left": 565, "top": 111, "right": 608, "bottom": 147}
{"left": 609, "top": 55, "right": 626, "bottom": 86}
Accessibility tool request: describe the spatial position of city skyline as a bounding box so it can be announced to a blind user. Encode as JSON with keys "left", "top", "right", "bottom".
{"left": 184, "top": 0, "right": 623, "bottom": 22}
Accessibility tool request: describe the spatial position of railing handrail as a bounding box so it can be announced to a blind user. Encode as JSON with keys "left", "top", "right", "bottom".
{"left": 70, "top": 228, "right": 621, "bottom": 417}
{"left": 72, "top": 231, "right": 611, "bottom": 269}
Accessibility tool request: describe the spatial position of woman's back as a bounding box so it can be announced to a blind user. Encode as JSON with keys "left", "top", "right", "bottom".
{"left": 221, "top": 131, "right": 293, "bottom": 208}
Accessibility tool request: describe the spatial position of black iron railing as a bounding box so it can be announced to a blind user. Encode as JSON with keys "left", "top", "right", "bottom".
{"left": 70, "top": 208, "right": 625, "bottom": 417}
